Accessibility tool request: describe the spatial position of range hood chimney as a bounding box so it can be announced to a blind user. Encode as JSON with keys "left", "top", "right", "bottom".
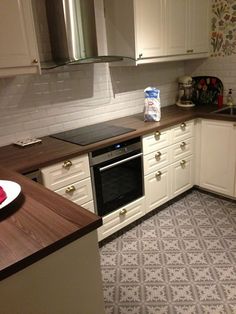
{"left": 44, "top": 0, "right": 125, "bottom": 67}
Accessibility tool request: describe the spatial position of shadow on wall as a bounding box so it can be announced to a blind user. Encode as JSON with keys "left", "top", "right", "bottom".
{"left": 109, "top": 61, "right": 184, "bottom": 95}
{"left": 0, "top": 64, "right": 95, "bottom": 110}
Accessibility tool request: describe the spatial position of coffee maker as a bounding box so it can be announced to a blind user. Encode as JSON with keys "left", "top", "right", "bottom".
{"left": 176, "top": 76, "right": 195, "bottom": 107}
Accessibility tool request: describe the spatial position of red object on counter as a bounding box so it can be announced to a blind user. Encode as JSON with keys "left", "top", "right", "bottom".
{"left": 0, "top": 186, "right": 7, "bottom": 204}
{"left": 218, "top": 95, "right": 223, "bottom": 108}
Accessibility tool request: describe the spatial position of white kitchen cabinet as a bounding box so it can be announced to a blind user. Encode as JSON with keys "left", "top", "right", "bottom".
{"left": 104, "top": 0, "right": 209, "bottom": 65}
{"left": 143, "top": 120, "right": 194, "bottom": 213}
{"left": 171, "top": 156, "right": 193, "bottom": 198}
{"left": 41, "top": 154, "right": 94, "bottom": 212}
{"left": 199, "top": 120, "right": 236, "bottom": 197}
{"left": 0, "top": 0, "right": 40, "bottom": 76}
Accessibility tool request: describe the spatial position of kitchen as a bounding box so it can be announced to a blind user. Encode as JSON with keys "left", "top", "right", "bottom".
{"left": 0, "top": 0, "right": 236, "bottom": 313}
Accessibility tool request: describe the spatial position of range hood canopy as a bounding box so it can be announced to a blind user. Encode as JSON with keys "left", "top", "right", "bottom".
{"left": 44, "top": 0, "right": 129, "bottom": 68}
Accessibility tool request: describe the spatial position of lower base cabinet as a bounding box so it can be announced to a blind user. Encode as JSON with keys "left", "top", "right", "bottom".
{"left": 145, "top": 166, "right": 170, "bottom": 213}
{"left": 98, "top": 197, "right": 145, "bottom": 241}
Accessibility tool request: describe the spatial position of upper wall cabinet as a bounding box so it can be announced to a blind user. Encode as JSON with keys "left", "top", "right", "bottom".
{"left": 104, "top": 0, "right": 210, "bottom": 65}
{"left": 0, "top": 0, "right": 40, "bottom": 76}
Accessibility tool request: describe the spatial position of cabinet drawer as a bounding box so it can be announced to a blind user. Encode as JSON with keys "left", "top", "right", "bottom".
{"left": 54, "top": 177, "right": 93, "bottom": 206}
{"left": 172, "top": 120, "right": 194, "bottom": 144}
{"left": 97, "top": 197, "right": 145, "bottom": 241}
{"left": 143, "top": 147, "right": 170, "bottom": 175}
{"left": 144, "top": 166, "right": 170, "bottom": 213}
{"left": 82, "top": 200, "right": 95, "bottom": 213}
{"left": 41, "top": 154, "right": 90, "bottom": 190}
{"left": 170, "top": 137, "right": 194, "bottom": 163}
{"left": 142, "top": 128, "right": 171, "bottom": 154}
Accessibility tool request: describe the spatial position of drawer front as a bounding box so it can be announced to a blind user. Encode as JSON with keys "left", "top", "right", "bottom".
{"left": 143, "top": 147, "right": 170, "bottom": 175}
{"left": 142, "top": 128, "right": 171, "bottom": 155}
{"left": 144, "top": 166, "right": 170, "bottom": 213}
{"left": 54, "top": 177, "right": 93, "bottom": 206}
{"left": 172, "top": 120, "right": 194, "bottom": 144}
{"left": 97, "top": 197, "right": 145, "bottom": 241}
{"left": 41, "top": 154, "right": 90, "bottom": 191}
{"left": 170, "top": 137, "right": 194, "bottom": 163}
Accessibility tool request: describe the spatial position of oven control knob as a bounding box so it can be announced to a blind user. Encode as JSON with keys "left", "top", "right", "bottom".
{"left": 119, "top": 208, "right": 127, "bottom": 216}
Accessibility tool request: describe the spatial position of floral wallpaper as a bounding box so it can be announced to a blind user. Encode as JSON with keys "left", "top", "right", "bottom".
{"left": 211, "top": 0, "right": 236, "bottom": 56}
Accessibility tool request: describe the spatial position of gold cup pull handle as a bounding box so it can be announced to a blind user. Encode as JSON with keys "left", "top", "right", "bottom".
{"left": 180, "top": 160, "right": 186, "bottom": 166}
{"left": 180, "top": 141, "right": 186, "bottom": 148}
{"left": 63, "top": 160, "right": 73, "bottom": 169}
{"left": 180, "top": 122, "right": 186, "bottom": 129}
{"left": 156, "top": 171, "right": 162, "bottom": 178}
{"left": 155, "top": 131, "right": 161, "bottom": 139}
{"left": 119, "top": 208, "right": 127, "bottom": 216}
{"left": 155, "top": 151, "right": 162, "bottom": 159}
{"left": 65, "top": 185, "right": 76, "bottom": 193}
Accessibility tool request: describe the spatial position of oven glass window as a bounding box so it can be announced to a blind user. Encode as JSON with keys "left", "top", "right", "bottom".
{"left": 94, "top": 155, "right": 143, "bottom": 216}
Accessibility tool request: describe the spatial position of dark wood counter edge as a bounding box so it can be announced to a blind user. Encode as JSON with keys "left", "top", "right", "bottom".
{"left": 1, "top": 104, "right": 235, "bottom": 174}
{"left": 0, "top": 168, "right": 102, "bottom": 281}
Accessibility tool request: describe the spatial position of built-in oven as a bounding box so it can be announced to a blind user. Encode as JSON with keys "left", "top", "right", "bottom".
{"left": 89, "top": 137, "right": 143, "bottom": 217}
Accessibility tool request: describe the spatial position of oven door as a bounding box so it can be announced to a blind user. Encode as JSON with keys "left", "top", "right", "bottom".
{"left": 92, "top": 152, "right": 143, "bottom": 216}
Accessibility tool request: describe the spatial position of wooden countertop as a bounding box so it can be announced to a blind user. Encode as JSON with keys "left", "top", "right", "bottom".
{"left": 0, "top": 167, "right": 102, "bottom": 280}
{"left": 0, "top": 104, "right": 235, "bottom": 174}
{"left": 0, "top": 103, "right": 235, "bottom": 280}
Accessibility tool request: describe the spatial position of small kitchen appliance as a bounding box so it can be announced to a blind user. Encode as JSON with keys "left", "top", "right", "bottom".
{"left": 176, "top": 75, "right": 195, "bottom": 107}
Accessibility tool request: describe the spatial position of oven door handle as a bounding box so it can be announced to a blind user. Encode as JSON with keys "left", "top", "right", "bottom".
{"left": 98, "top": 152, "right": 143, "bottom": 172}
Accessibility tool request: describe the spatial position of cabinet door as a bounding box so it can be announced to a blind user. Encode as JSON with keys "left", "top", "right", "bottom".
{"left": 165, "top": 0, "right": 188, "bottom": 56}
{"left": 200, "top": 120, "right": 236, "bottom": 197}
{"left": 0, "top": 0, "right": 39, "bottom": 75}
{"left": 171, "top": 155, "right": 193, "bottom": 198}
{"left": 135, "top": 0, "right": 165, "bottom": 58}
{"left": 145, "top": 166, "right": 170, "bottom": 213}
{"left": 188, "top": 0, "right": 209, "bottom": 53}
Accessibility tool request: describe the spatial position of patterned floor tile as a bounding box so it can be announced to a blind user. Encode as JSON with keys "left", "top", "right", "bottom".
{"left": 99, "top": 190, "right": 236, "bottom": 313}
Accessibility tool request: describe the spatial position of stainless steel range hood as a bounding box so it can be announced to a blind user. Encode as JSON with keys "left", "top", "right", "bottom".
{"left": 44, "top": 0, "right": 125, "bottom": 67}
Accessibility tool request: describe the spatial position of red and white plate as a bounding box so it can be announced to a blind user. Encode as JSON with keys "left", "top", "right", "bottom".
{"left": 0, "top": 180, "right": 21, "bottom": 209}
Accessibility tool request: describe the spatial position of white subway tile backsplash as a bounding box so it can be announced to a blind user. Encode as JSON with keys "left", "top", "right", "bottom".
{"left": 0, "top": 62, "right": 183, "bottom": 147}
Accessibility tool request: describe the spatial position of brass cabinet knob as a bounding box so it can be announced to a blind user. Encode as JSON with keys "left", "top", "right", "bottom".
{"left": 62, "top": 160, "right": 73, "bottom": 169}
{"left": 180, "top": 160, "right": 186, "bottom": 166}
{"left": 180, "top": 141, "right": 186, "bottom": 148}
{"left": 155, "top": 151, "right": 162, "bottom": 159}
{"left": 186, "top": 49, "right": 194, "bottom": 53}
{"left": 65, "top": 185, "right": 76, "bottom": 193}
{"left": 155, "top": 131, "right": 161, "bottom": 139}
{"left": 180, "top": 122, "right": 186, "bottom": 129}
{"left": 32, "top": 59, "right": 38, "bottom": 64}
{"left": 119, "top": 208, "right": 127, "bottom": 216}
{"left": 156, "top": 170, "right": 162, "bottom": 178}
{"left": 139, "top": 53, "right": 143, "bottom": 59}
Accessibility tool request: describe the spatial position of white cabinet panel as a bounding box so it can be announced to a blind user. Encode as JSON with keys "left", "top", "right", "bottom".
{"left": 98, "top": 197, "right": 145, "bottom": 241}
{"left": 82, "top": 200, "right": 95, "bottom": 213}
{"left": 172, "top": 120, "right": 194, "bottom": 144}
{"left": 143, "top": 147, "right": 170, "bottom": 175}
{"left": 200, "top": 120, "right": 236, "bottom": 197}
{"left": 55, "top": 178, "right": 93, "bottom": 207}
{"left": 171, "top": 156, "right": 193, "bottom": 198}
{"left": 135, "top": 0, "right": 164, "bottom": 58}
{"left": 171, "top": 137, "right": 193, "bottom": 163}
{"left": 142, "top": 128, "right": 171, "bottom": 154}
{"left": 145, "top": 166, "right": 170, "bottom": 213}
{"left": 0, "top": 0, "right": 39, "bottom": 76}
{"left": 41, "top": 155, "right": 90, "bottom": 191}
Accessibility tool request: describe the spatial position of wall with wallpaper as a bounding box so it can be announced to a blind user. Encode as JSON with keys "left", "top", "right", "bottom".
{"left": 185, "top": 0, "right": 236, "bottom": 99}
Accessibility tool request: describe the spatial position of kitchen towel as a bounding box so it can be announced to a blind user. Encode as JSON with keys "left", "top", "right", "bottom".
{"left": 0, "top": 186, "right": 7, "bottom": 204}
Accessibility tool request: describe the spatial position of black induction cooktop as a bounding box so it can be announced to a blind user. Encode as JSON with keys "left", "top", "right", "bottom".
{"left": 50, "top": 123, "right": 135, "bottom": 146}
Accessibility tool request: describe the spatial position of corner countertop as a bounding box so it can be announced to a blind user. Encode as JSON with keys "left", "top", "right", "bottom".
{"left": 0, "top": 103, "right": 235, "bottom": 280}
{"left": 0, "top": 104, "right": 235, "bottom": 174}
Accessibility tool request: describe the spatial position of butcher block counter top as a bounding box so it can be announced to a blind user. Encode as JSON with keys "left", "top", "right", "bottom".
{"left": 0, "top": 104, "right": 235, "bottom": 173}
{"left": 0, "top": 103, "right": 235, "bottom": 280}
{"left": 0, "top": 167, "right": 102, "bottom": 280}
